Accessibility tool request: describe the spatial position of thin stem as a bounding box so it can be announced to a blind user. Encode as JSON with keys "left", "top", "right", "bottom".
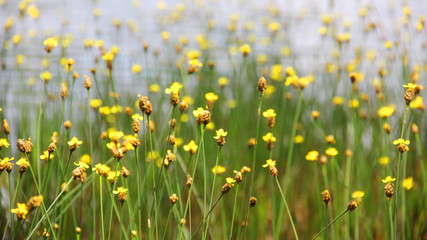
{"left": 275, "top": 177, "right": 299, "bottom": 240}
{"left": 229, "top": 184, "right": 239, "bottom": 239}
{"left": 162, "top": 206, "right": 173, "bottom": 240}
{"left": 192, "top": 193, "right": 224, "bottom": 238}
{"left": 312, "top": 209, "right": 348, "bottom": 240}
{"left": 388, "top": 199, "right": 394, "bottom": 240}
{"left": 100, "top": 175, "right": 105, "bottom": 240}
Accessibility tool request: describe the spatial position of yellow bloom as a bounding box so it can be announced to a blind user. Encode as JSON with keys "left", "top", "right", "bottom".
{"left": 409, "top": 96, "right": 424, "bottom": 109}
{"left": 0, "top": 138, "right": 10, "bottom": 148}
{"left": 403, "top": 83, "right": 417, "bottom": 90}
{"left": 40, "top": 71, "right": 51, "bottom": 82}
{"left": 205, "top": 92, "right": 218, "bottom": 103}
{"left": 189, "top": 59, "right": 202, "bottom": 68}
{"left": 102, "top": 53, "right": 114, "bottom": 62}
{"left": 348, "top": 99, "right": 359, "bottom": 108}
{"left": 381, "top": 176, "right": 396, "bottom": 183}
{"left": 113, "top": 187, "right": 128, "bottom": 194}
{"left": 268, "top": 22, "right": 280, "bottom": 32}
{"left": 325, "top": 147, "right": 338, "bottom": 157}
{"left": 285, "top": 75, "right": 299, "bottom": 87}
{"left": 80, "top": 154, "right": 92, "bottom": 165}
{"left": 240, "top": 44, "right": 251, "bottom": 56}
{"left": 262, "top": 159, "right": 276, "bottom": 168}
{"left": 306, "top": 151, "right": 319, "bottom": 161}
{"left": 109, "top": 131, "right": 124, "bottom": 142}
{"left": 187, "top": 50, "right": 201, "bottom": 59}
{"left": 40, "top": 151, "right": 54, "bottom": 161}
{"left": 16, "top": 158, "right": 29, "bottom": 166}
{"left": 214, "top": 129, "right": 228, "bottom": 139}
{"left": 74, "top": 161, "right": 89, "bottom": 170}
{"left": 27, "top": 4, "right": 39, "bottom": 19}
{"left": 333, "top": 96, "right": 345, "bottom": 105}
{"left": 295, "top": 135, "right": 304, "bottom": 144}
{"left": 90, "top": 99, "right": 102, "bottom": 109}
{"left": 212, "top": 165, "right": 226, "bottom": 175}
{"left": 379, "top": 156, "right": 390, "bottom": 166}
{"left": 352, "top": 191, "right": 365, "bottom": 199}
{"left": 270, "top": 65, "right": 283, "bottom": 81}
{"left": 402, "top": 177, "right": 413, "bottom": 190}
{"left": 165, "top": 82, "right": 183, "bottom": 95}
{"left": 262, "top": 132, "right": 276, "bottom": 143}
{"left": 11, "top": 203, "right": 29, "bottom": 219}
{"left": 393, "top": 138, "right": 410, "bottom": 145}
{"left": 262, "top": 109, "right": 276, "bottom": 118}
{"left": 107, "top": 171, "right": 121, "bottom": 182}
{"left": 132, "top": 114, "right": 143, "bottom": 121}
{"left": 99, "top": 106, "right": 111, "bottom": 116}
{"left": 0, "top": 157, "right": 14, "bottom": 168}
{"left": 68, "top": 137, "right": 83, "bottom": 148}
{"left": 378, "top": 105, "right": 395, "bottom": 118}
{"left": 183, "top": 140, "right": 198, "bottom": 154}
{"left": 149, "top": 84, "right": 161, "bottom": 93}
{"left": 131, "top": 64, "right": 142, "bottom": 73}
{"left": 226, "top": 177, "right": 236, "bottom": 187}
{"left": 218, "top": 77, "right": 229, "bottom": 87}
{"left": 43, "top": 37, "right": 58, "bottom": 52}
{"left": 92, "top": 163, "right": 110, "bottom": 175}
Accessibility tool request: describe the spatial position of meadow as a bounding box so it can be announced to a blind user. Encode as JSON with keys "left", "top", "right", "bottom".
{"left": 0, "top": 0, "right": 426, "bottom": 239}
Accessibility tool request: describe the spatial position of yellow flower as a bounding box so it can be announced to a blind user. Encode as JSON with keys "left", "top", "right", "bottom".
{"left": 403, "top": 83, "right": 417, "bottom": 90}
{"left": 381, "top": 176, "right": 396, "bottom": 183}
{"left": 352, "top": 191, "right": 365, "bottom": 199}
{"left": 0, "top": 157, "right": 14, "bottom": 168}
{"left": 107, "top": 171, "right": 121, "bottom": 182}
{"left": 109, "top": 131, "right": 124, "bottom": 142}
{"left": 40, "top": 71, "right": 51, "bottom": 82}
{"left": 295, "top": 135, "right": 304, "bottom": 144}
{"left": 205, "top": 92, "right": 218, "bottom": 103}
{"left": 40, "top": 151, "right": 54, "bottom": 161}
{"left": 306, "top": 151, "right": 319, "bottom": 161}
{"left": 212, "top": 165, "right": 226, "bottom": 175}
{"left": 218, "top": 77, "right": 229, "bottom": 87}
{"left": 378, "top": 105, "right": 395, "bottom": 118}
{"left": 68, "top": 137, "right": 83, "bottom": 148}
{"left": 113, "top": 187, "right": 128, "bottom": 194}
{"left": 102, "top": 53, "right": 114, "bottom": 62}
{"left": 90, "top": 99, "right": 102, "bottom": 109}
{"left": 187, "top": 50, "right": 201, "bottom": 59}
{"left": 262, "top": 159, "right": 276, "bottom": 168}
{"left": 333, "top": 96, "right": 345, "bottom": 105}
{"left": 74, "top": 161, "right": 89, "bottom": 170}
{"left": 270, "top": 65, "right": 283, "bottom": 81}
{"left": 214, "top": 129, "right": 228, "bottom": 139}
{"left": 27, "top": 4, "right": 39, "bottom": 19}
{"left": 262, "top": 132, "right": 276, "bottom": 143}
{"left": 149, "top": 84, "right": 161, "bottom": 93}
{"left": 165, "top": 82, "right": 183, "bottom": 95}
{"left": 80, "top": 154, "right": 92, "bottom": 165}
{"left": 240, "top": 44, "right": 251, "bottom": 56}
{"left": 99, "top": 106, "right": 111, "bottom": 116}
{"left": 393, "top": 138, "right": 410, "bottom": 145}
{"left": 285, "top": 75, "right": 299, "bottom": 87}
{"left": 11, "top": 203, "right": 29, "bottom": 219}
{"left": 409, "top": 96, "right": 424, "bottom": 109}
{"left": 0, "top": 138, "right": 10, "bottom": 148}
{"left": 268, "top": 22, "right": 280, "bottom": 32}
{"left": 189, "top": 59, "right": 202, "bottom": 68}
{"left": 43, "top": 37, "right": 58, "bottom": 52}
{"left": 183, "top": 140, "right": 198, "bottom": 154}
{"left": 92, "top": 163, "right": 110, "bottom": 175}
{"left": 132, "top": 114, "right": 143, "bottom": 121}
{"left": 262, "top": 109, "right": 276, "bottom": 118}
{"left": 16, "top": 158, "right": 29, "bottom": 167}
{"left": 348, "top": 99, "right": 359, "bottom": 108}
{"left": 226, "top": 177, "right": 236, "bottom": 187}
{"left": 379, "top": 156, "right": 390, "bottom": 166}
{"left": 132, "top": 64, "right": 142, "bottom": 73}
{"left": 402, "top": 177, "right": 413, "bottom": 190}
{"left": 325, "top": 147, "right": 338, "bottom": 157}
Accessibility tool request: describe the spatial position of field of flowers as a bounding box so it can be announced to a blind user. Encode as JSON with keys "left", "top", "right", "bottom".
{"left": 0, "top": 0, "right": 426, "bottom": 239}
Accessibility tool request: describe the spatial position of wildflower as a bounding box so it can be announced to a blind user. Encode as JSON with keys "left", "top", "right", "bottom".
{"left": 347, "top": 200, "right": 358, "bottom": 211}
{"left": 92, "top": 163, "right": 110, "bottom": 177}
{"left": 383, "top": 123, "right": 391, "bottom": 134}
{"left": 72, "top": 166, "right": 87, "bottom": 183}
{"left": 214, "top": 129, "right": 227, "bottom": 147}
{"left": 295, "top": 135, "right": 304, "bottom": 144}
{"left": 325, "top": 147, "right": 338, "bottom": 157}
{"left": 409, "top": 96, "right": 424, "bottom": 110}
{"left": 263, "top": 159, "right": 278, "bottom": 177}
{"left": 212, "top": 165, "right": 226, "bottom": 175}
{"left": 80, "top": 154, "right": 91, "bottom": 165}
{"left": 163, "top": 150, "right": 175, "bottom": 168}
{"left": 205, "top": 92, "right": 218, "bottom": 107}
{"left": 249, "top": 197, "right": 257, "bottom": 207}
{"left": 0, "top": 138, "right": 10, "bottom": 150}
{"left": 306, "top": 151, "right": 319, "bottom": 162}
{"left": 333, "top": 96, "right": 345, "bottom": 105}
{"left": 222, "top": 177, "right": 236, "bottom": 194}
{"left": 393, "top": 138, "right": 409, "bottom": 153}
{"left": 188, "top": 59, "right": 202, "bottom": 74}
{"left": 311, "top": 111, "right": 320, "bottom": 119}
{"left": 44, "top": 37, "right": 58, "bottom": 53}
{"left": 240, "top": 44, "right": 251, "bottom": 57}
{"left": 352, "top": 191, "right": 365, "bottom": 203}
{"left": 40, "top": 151, "right": 54, "bottom": 162}
{"left": 234, "top": 170, "right": 243, "bottom": 183}
{"left": 149, "top": 84, "right": 160, "bottom": 93}
{"left": 0, "top": 157, "right": 14, "bottom": 173}
{"left": 257, "top": 77, "right": 267, "bottom": 94}
{"left": 193, "top": 107, "right": 211, "bottom": 125}
{"left": 109, "top": 131, "right": 124, "bottom": 143}
{"left": 107, "top": 171, "right": 121, "bottom": 184}
{"left": 325, "top": 135, "right": 336, "bottom": 144}
{"left": 247, "top": 138, "right": 256, "bottom": 148}
{"left": 285, "top": 75, "right": 299, "bottom": 88}
{"left": 263, "top": 109, "right": 276, "bottom": 128}
{"left": 403, "top": 83, "right": 417, "bottom": 91}
{"left": 403, "top": 83, "right": 417, "bottom": 105}
{"left": 27, "top": 195, "right": 43, "bottom": 211}
{"left": 16, "top": 158, "right": 29, "bottom": 174}
{"left": 379, "top": 156, "right": 390, "bottom": 166}
{"left": 262, "top": 132, "right": 276, "bottom": 150}
{"left": 16, "top": 138, "right": 32, "bottom": 153}
{"left": 165, "top": 82, "right": 183, "bottom": 106}
{"left": 68, "top": 137, "right": 83, "bottom": 152}
{"left": 138, "top": 95, "right": 152, "bottom": 116}
{"left": 348, "top": 99, "right": 359, "bottom": 108}
{"left": 74, "top": 161, "right": 90, "bottom": 170}
{"left": 84, "top": 75, "right": 92, "bottom": 90}
{"left": 169, "top": 193, "right": 179, "bottom": 205}
{"left": 132, "top": 64, "right": 142, "bottom": 74}
{"left": 381, "top": 176, "right": 396, "bottom": 183}
{"left": 402, "top": 177, "right": 413, "bottom": 190}
{"left": 183, "top": 140, "right": 198, "bottom": 154}
{"left": 218, "top": 77, "right": 229, "bottom": 88}
{"left": 64, "top": 120, "right": 72, "bottom": 129}
{"left": 113, "top": 187, "right": 128, "bottom": 203}
{"left": 378, "top": 105, "right": 395, "bottom": 118}
{"left": 11, "top": 203, "right": 29, "bottom": 219}
{"left": 321, "top": 190, "right": 331, "bottom": 206}
{"left": 186, "top": 175, "right": 193, "bottom": 188}
{"left": 40, "top": 71, "right": 51, "bottom": 83}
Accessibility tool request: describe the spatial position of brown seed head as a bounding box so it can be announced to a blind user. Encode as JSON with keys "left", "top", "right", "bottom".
{"left": 122, "top": 166, "right": 130, "bottom": 178}
{"left": 84, "top": 75, "right": 92, "bottom": 89}
{"left": 347, "top": 200, "right": 358, "bottom": 211}
{"left": 169, "top": 135, "right": 176, "bottom": 146}
{"left": 247, "top": 138, "right": 256, "bottom": 148}
{"left": 411, "top": 123, "right": 419, "bottom": 134}
{"left": 269, "top": 166, "right": 278, "bottom": 177}
{"left": 186, "top": 176, "right": 193, "bottom": 188}
{"left": 249, "top": 197, "right": 257, "bottom": 207}
{"left": 257, "top": 77, "right": 267, "bottom": 94}
{"left": 61, "top": 83, "right": 68, "bottom": 99}
{"left": 3, "top": 119, "right": 10, "bottom": 135}
{"left": 64, "top": 120, "right": 72, "bottom": 129}
{"left": 169, "top": 193, "right": 179, "bottom": 205}
{"left": 72, "top": 167, "right": 87, "bottom": 183}
{"left": 179, "top": 101, "right": 188, "bottom": 112}
{"left": 321, "top": 190, "right": 331, "bottom": 206}
{"left": 234, "top": 171, "right": 243, "bottom": 183}
{"left": 384, "top": 182, "right": 394, "bottom": 199}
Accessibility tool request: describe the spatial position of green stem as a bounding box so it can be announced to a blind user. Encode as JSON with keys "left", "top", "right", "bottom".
{"left": 388, "top": 199, "right": 394, "bottom": 240}
{"left": 229, "top": 184, "right": 239, "bottom": 239}
{"left": 312, "top": 209, "right": 348, "bottom": 240}
{"left": 275, "top": 177, "right": 299, "bottom": 240}
{"left": 100, "top": 175, "right": 105, "bottom": 240}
